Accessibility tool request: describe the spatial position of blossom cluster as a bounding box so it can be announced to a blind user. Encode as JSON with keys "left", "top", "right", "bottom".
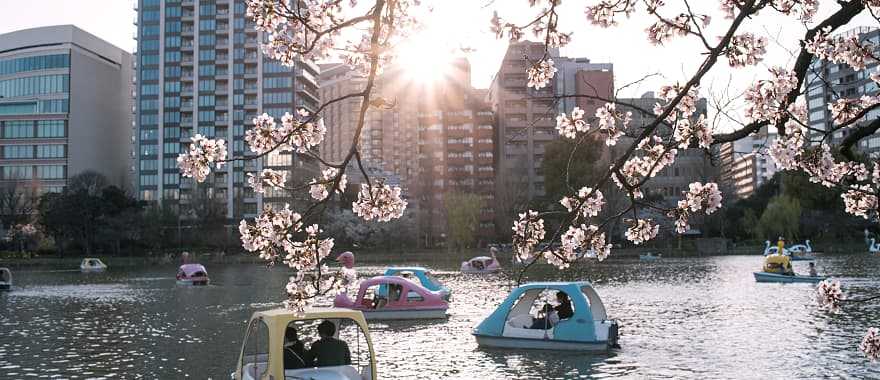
{"left": 625, "top": 219, "right": 659, "bottom": 245}
{"left": 560, "top": 187, "right": 605, "bottom": 219}
{"left": 862, "top": 328, "right": 880, "bottom": 361}
{"left": 744, "top": 67, "right": 799, "bottom": 123}
{"left": 512, "top": 210, "right": 546, "bottom": 263}
{"left": 527, "top": 59, "right": 557, "bottom": 90}
{"left": 806, "top": 26, "right": 874, "bottom": 71}
{"left": 726, "top": 33, "right": 767, "bottom": 67}
{"left": 596, "top": 103, "right": 630, "bottom": 146}
{"left": 245, "top": 111, "right": 326, "bottom": 155}
{"left": 238, "top": 204, "right": 303, "bottom": 262}
{"left": 351, "top": 181, "right": 407, "bottom": 222}
{"left": 178, "top": 134, "right": 228, "bottom": 182}
{"left": 585, "top": 1, "right": 636, "bottom": 27}
{"left": 672, "top": 114, "right": 713, "bottom": 149}
{"left": 247, "top": 169, "right": 288, "bottom": 194}
{"left": 613, "top": 136, "right": 678, "bottom": 199}
{"left": 309, "top": 168, "right": 348, "bottom": 201}
{"left": 816, "top": 279, "right": 844, "bottom": 311}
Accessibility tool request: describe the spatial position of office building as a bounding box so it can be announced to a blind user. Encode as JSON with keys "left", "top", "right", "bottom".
{"left": 134, "top": 0, "right": 320, "bottom": 219}
{"left": 0, "top": 25, "right": 132, "bottom": 195}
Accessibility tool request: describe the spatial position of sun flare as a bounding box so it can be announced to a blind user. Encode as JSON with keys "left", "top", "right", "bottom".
{"left": 395, "top": 31, "right": 459, "bottom": 84}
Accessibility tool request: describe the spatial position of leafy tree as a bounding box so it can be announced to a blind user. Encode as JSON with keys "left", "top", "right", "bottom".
{"left": 542, "top": 138, "right": 603, "bottom": 202}
{"left": 444, "top": 192, "right": 483, "bottom": 252}
{"left": 755, "top": 195, "right": 802, "bottom": 241}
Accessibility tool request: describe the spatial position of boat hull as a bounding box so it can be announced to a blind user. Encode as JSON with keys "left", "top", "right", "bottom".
{"left": 789, "top": 256, "right": 815, "bottom": 261}
{"left": 473, "top": 334, "right": 611, "bottom": 351}
{"left": 0, "top": 282, "right": 10, "bottom": 291}
{"left": 176, "top": 278, "right": 209, "bottom": 286}
{"left": 461, "top": 268, "right": 500, "bottom": 274}
{"left": 80, "top": 267, "right": 106, "bottom": 273}
{"left": 360, "top": 308, "right": 448, "bottom": 320}
{"left": 753, "top": 272, "right": 826, "bottom": 283}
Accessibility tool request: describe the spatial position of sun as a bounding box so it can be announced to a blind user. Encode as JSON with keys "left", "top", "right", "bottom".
{"left": 395, "top": 30, "right": 458, "bottom": 84}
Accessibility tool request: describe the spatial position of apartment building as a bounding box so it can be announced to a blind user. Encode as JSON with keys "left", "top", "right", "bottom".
{"left": 134, "top": 0, "right": 320, "bottom": 218}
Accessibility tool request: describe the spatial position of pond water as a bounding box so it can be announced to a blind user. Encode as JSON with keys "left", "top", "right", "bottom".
{"left": 1, "top": 253, "right": 879, "bottom": 379}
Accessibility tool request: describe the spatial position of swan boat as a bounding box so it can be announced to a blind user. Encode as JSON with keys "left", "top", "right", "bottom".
{"left": 381, "top": 266, "right": 451, "bottom": 300}
{"left": 176, "top": 263, "right": 210, "bottom": 286}
{"left": 473, "top": 282, "right": 619, "bottom": 351}
{"left": 232, "top": 307, "right": 376, "bottom": 380}
{"left": 0, "top": 267, "right": 11, "bottom": 291}
{"left": 334, "top": 276, "right": 449, "bottom": 320}
{"left": 763, "top": 241, "right": 814, "bottom": 261}
{"left": 461, "top": 252, "right": 501, "bottom": 274}
{"left": 754, "top": 254, "right": 826, "bottom": 283}
{"left": 80, "top": 258, "right": 107, "bottom": 272}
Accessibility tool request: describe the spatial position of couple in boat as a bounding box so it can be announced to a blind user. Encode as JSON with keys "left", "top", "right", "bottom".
{"left": 528, "top": 291, "right": 573, "bottom": 330}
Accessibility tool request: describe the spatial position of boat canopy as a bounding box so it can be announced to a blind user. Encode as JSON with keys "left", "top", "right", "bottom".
{"left": 178, "top": 263, "right": 208, "bottom": 277}
{"left": 356, "top": 276, "right": 439, "bottom": 301}
{"left": 0, "top": 267, "right": 10, "bottom": 282}
{"left": 81, "top": 258, "right": 106, "bottom": 267}
{"left": 474, "top": 282, "right": 608, "bottom": 342}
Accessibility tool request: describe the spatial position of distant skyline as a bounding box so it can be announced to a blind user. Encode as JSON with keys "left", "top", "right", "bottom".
{"left": 0, "top": 0, "right": 875, "bottom": 132}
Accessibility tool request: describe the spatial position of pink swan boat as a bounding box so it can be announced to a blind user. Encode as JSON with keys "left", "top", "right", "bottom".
{"left": 176, "top": 263, "right": 209, "bottom": 286}
{"left": 461, "top": 249, "right": 501, "bottom": 274}
{"left": 334, "top": 276, "right": 449, "bottom": 320}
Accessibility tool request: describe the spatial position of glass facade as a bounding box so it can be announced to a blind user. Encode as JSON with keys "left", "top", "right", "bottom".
{"left": 0, "top": 52, "right": 71, "bottom": 193}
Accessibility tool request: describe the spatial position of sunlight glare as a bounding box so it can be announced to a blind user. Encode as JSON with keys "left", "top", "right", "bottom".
{"left": 396, "top": 30, "right": 458, "bottom": 84}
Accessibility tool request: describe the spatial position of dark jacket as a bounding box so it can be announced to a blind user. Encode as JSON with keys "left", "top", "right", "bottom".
{"left": 283, "top": 341, "right": 307, "bottom": 369}
{"left": 307, "top": 337, "right": 351, "bottom": 367}
{"left": 555, "top": 300, "right": 574, "bottom": 320}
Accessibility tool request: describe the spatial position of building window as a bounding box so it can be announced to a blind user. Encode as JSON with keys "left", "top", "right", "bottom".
{"left": 2, "top": 165, "right": 31, "bottom": 179}
{"left": 3, "top": 121, "right": 34, "bottom": 139}
{"left": 140, "top": 174, "right": 158, "bottom": 186}
{"left": 36, "top": 145, "right": 64, "bottom": 158}
{"left": 36, "top": 165, "right": 65, "bottom": 179}
{"left": 0, "top": 54, "right": 69, "bottom": 76}
{"left": 3, "top": 145, "right": 32, "bottom": 159}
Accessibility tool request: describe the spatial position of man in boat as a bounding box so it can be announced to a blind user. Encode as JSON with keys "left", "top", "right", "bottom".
{"left": 307, "top": 320, "right": 351, "bottom": 367}
{"left": 777, "top": 237, "right": 785, "bottom": 255}
{"left": 283, "top": 327, "right": 307, "bottom": 370}
{"left": 808, "top": 262, "right": 818, "bottom": 277}
{"left": 554, "top": 291, "right": 574, "bottom": 320}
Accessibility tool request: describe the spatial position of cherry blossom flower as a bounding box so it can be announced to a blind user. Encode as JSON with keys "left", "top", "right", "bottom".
{"left": 238, "top": 203, "right": 303, "bottom": 262}
{"left": 673, "top": 114, "right": 713, "bottom": 149}
{"left": 309, "top": 168, "right": 348, "bottom": 201}
{"left": 646, "top": 15, "right": 692, "bottom": 45}
{"left": 861, "top": 328, "right": 880, "bottom": 361}
{"left": 560, "top": 187, "right": 605, "bottom": 219}
{"left": 352, "top": 181, "right": 407, "bottom": 222}
{"left": 654, "top": 83, "right": 699, "bottom": 121}
{"left": 247, "top": 169, "right": 288, "bottom": 194}
{"left": 556, "top": 107, "right": 589, "bottom": 139}
{"left": 527, "top": 59, "right": 557, "bottom": 90}
{"left": 547, "top": 31, "right": 572, "bottom": 48}
{"left": 178, "top": 134, "right": 227, "bottom": 182}
{"left": 841, "top": 185, "right": 878, "bottom": 219}
{"left": 596, "top": 103, "right": 630, "bottom": 146}
{"left": 816, "top": 279, "right": 844, "bottom": 311}
{"left": 726, "top": 33, "right": 767, "bottom": 67}
{"left": 512, "top": 210, "right": 546, "bottom": 263}
{"left": 625, "top": 219, "right": 659, "bottom": 245}
{"left": 585, "top": 1, "right": 636, "bottom": 27}
{"left": 684, "top": 182, "right": 723, "bottom": 214}
{"left": 744, "top": 67, "right": 799, "bottom": 123}
{"left": 245, "top": 111, "right": 326, "bottom": 155}
{"left": 806, "top": 27, "right": 874, "bottom": 71}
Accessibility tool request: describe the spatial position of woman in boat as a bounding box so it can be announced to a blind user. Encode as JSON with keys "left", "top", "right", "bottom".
{"left": 528, "top": 304, "right": 559, "bottom": 329}
{"left": 809, "top": 262, "right": 818, "bottom": 277}
{"left": 554, "top": 291, "right": 574, "bottom": 320}
{"left": 776, "top": 237, "right": 785, "bottom": 255}
{"left": 283, "top": 327, "right": 307, "bottom": 370}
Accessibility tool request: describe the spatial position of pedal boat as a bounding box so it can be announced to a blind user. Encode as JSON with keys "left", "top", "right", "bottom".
{"left": 0, "top": 267, "right": 11, "bottom": 291}
{"left": 381, "top": 266, "right": 451, "bottom": 300}
{"left": 232, "top": 307, "right": 376, "bottom": 380}
{"left": 334, "top": 276, "right": 449, "bottom": 320}
{"left": 461, "top": 254, "right": 501, "bottom": 274}
{"left": 473, "top": 281, "right": 619, "bottom": 351}
{"left": 176, "top": 263, "right": 210, "bottom": 286}
{"left": 754, "top": 254, "right": 825, "bottom": 283}
{"left": 80, "top": 258, "right": 107, "bottom": 272}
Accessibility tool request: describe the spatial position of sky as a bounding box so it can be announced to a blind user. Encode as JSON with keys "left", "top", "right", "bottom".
{"left": 0, "top": 0, "right": 875, "bottom": 131}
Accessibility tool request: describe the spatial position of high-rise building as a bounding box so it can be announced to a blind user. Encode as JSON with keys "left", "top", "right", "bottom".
{"left": 807, "top": 27, "right": 880, "bottom": 153}
{"left": 134, "top": 0, "right": 320, "bottom": 219}
{"left": 718, "top": 126, "right": 778, "bottom": 199}
{"left": 0, "top": 25, "right": 133, "bottom": 194}
{"left": 617, "top": 92, "right": 719, "bottom": 204}
{"left": 489, "top": 42, "right": 614, "bottom": 202}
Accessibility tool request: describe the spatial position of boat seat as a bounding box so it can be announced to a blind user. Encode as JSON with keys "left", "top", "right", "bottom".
{"left": 284, "top": 365, "right": 363, "bottom": 380}
{"left": 502, "top": 325, "right": 555, "bottom": 340}
{"left": 506, "top": 314, "right": 533, "bottom": 329}
{"left": 594, "top": 320, "right": 612, "bottom": 341}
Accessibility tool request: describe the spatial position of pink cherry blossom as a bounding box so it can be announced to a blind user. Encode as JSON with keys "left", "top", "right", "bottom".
{"left": 177, "top": 134, "right": 227, "bottom": 182}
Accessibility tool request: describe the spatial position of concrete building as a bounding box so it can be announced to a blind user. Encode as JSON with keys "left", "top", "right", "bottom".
{"left": 718, "top": 126, "right": 778, "bottom": 199}
{"left": 617, "top": 92, "right": 719, "bottom": 204}
{"left": 555, "top": 57, "right": 613, "bottom": 116}
{"left": 0, "top": 25, "right": 132, "bottom": 194}
{"left": 806, "top": 26, "right": 880, "bottom": 153}
{"left": 134, "top": 0, "right": 320, "bottom": 219}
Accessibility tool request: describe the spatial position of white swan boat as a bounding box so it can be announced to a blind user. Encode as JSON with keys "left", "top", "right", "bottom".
{"left": 868, "top": 238, "right": 880, "bottom": 255}
{"left": 763, "top": 241, "right": 814, "bottom": 261}
{"left": 0, "top": 267, "right": 11, "bottom": 291}
{"left": 80, "top": 258, "right": 107, "bottom": 272}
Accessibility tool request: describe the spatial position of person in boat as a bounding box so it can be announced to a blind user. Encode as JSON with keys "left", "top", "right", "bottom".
{"left": 808, "top": 262, "right": 818, "bottom": 277}
{"left": 554, "top": 291, "right": 574, "bottom": 320}
{"left": 472, "top": 259, "right": 485, "bottom": 270}
{"left": 307, "top": 320, "right": 351, "bottom": 367}
{"left": 528, "top": 304, "right": 559, "bottom": 329}
{"left": 283, "top": 326, "right": 307, "bottom": 370}
{"left": 777, "top": 237, "right": 785, "bottom": 255}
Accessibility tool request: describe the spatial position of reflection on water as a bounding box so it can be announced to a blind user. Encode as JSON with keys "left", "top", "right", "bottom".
{"left": 1, "top": 254, "right": 879, "bottom": 378}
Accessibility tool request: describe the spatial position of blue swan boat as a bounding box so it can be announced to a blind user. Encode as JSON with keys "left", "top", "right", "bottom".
{"left": 378, "top": 267, "right": 451, "bottom": 300}
{"left": 473, "top": 282, "right": 619, "bottom": 351}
